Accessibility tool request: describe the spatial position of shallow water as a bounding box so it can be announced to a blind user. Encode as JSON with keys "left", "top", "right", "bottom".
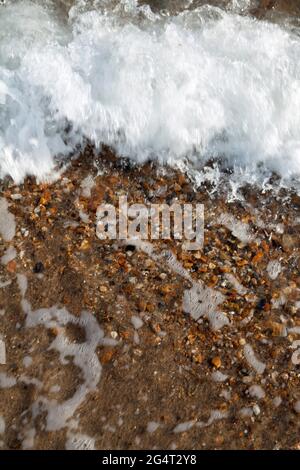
{"left": 1, "top": 0, "right": 300, "bottom": 185}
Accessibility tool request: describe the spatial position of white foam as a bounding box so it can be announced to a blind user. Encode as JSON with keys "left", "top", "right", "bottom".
{"left": 211, "top": 370, "right": 228, "bottom": 383}
{"left": 0, "top": 416, "right": 5, "bottom": 435}
{"left": 289, "top": 326, "right": 300, "bottom": 335}
{"left": 21, "top": 428, "right": 36, "bottom": 450}
{"left": 0, "top": 338, "right": 6, "bottom": 364}
{"left": 197, "top": 409, "right": 229, "bottom": 428}
{"left": 0, "top": 198, "right": 16, "bottom": 241}
{"left": 1, "top": 1, "right": 300, "bottom": 183}
{"left": 183, "top": 284, "right": 229, "bottom": 330}
{"left": 23, "top": 355, "right": 33, "bottom": 368}
{"left": 128, "top": 239, "right": 228, "bottom": 330}
{"left": 0, "top": 372, "right": 16, "bottom": 388}
{"left": 1, "top": 246, "right": 16, "bottom": 265}
{"left": 267, "top": 260, "right": 282, "bottom": 280}
{"left": 173, "top": 420, "right": 195, "bottom": 433}
{"left": 217, "top": 213, "right": 255, "bottom": 244}
{"left": 244, "top": 343, "right": 266, "bottom": 375}
{"left": 80, "top": 175, "right": 95, "bottom": 198}
{"left": 25, "top": 305, "right": 104, "bottom": 431}
{"left": 239, "top": 407, "right": 253, "bottom": 418}
{"left": 0, "top": 280, "right": 11, "bottom": 289}
{"left": 147, "top": 421, "right": 160, "bottom": 433}
{"left": 224, "top": 273, "right": 248, "bottom": 296}
{"left": 65, "top": 432, "right": 95, "bottom": 450}
{"left": 17, "top": 273, "right": 28, "bottom": 298}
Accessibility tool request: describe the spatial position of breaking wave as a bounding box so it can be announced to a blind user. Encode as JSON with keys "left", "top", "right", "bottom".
{"left": 1, "top": 0, "right": 300, "bottom": 185}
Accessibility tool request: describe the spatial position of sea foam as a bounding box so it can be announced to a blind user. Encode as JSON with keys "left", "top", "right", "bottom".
{"left": 1, "top": 0, "right": 300, "bottom": 184}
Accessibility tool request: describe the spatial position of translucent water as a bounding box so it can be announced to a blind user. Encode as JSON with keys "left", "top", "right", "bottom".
{"left": 1, "top": 0, "right": 300, "bottom": 184}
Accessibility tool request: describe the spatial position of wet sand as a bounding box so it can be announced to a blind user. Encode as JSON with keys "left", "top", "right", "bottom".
{"left": 0, "top": 147, "right": 300, "bottom": 449}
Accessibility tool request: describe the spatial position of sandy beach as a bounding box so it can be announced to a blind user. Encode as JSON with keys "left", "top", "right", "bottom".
{"left": 1, "top": 0, "right": 300, "bottom": 451}
{"left": 0, "top": 146, "right": 300, "bottom": 449}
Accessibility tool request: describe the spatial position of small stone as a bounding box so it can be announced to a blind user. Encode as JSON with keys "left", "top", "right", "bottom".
{"left": 212, "top": 356, "right": 222, "bottom": 368}
{"left": 253, "top": 404, "right": 261, "bottom": 416}
{"left": 110, "top": 331, "right": 118, "bottom": 339}
{"left": 33, "top": 261, "right": 44, "bottom": 274}
{"left": 6, "top": 260, "right": 16, "bottom": 273}
{"left": 215, "top": 435, "right": 224, "bottom": 446}
{"left": 131, "top": 315, "right": 144, "bottom": 330}
{"left": 80, "top": 239, "right": 90, "bottom": 251}
{"left": 100, "top": 349, "right": 114, "bottom": 365}
{"left": 194, "top": 353, "right": 204, "bottom": 364}
{"left": 99, "top": 285, "right": 108, "bottom": 293}
{"left": 248, "top": 385, "right": 265, "bottom": 400}
{"left": 291, "top": 349, "right": 300, "bottom": 366}
{"left": 266, "top": 321, "right": 287, "bottom": 337}
{"left": 252, "top": 251, "right": 264, "bottom": 264}
{"left": 39, "top": 190, "right": 51, "bottom": 205}
{"left": 281, "top": 234, "right": 297, "bottom": 252}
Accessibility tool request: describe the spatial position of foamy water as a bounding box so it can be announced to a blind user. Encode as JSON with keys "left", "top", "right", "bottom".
{"left": 1, "top": 0, "right": 300, "bottom": 184}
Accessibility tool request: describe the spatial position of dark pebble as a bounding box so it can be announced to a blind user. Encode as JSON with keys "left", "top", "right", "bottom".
{"left": 33, "top": 261, "right": 44, "bottom": 273}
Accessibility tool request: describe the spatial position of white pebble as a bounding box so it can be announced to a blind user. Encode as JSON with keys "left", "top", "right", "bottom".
{"left": 248, "top": 385, "right": 265, "bottom": 400}
{"left": 131, "top": 315, "right": 144, "bottom": 330}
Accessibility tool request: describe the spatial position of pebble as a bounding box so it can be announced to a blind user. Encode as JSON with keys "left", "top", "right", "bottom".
{"left": 291, "top": 349, "right": 300, "bottom": 366}
{"left": 159, "top": 273, "right": 167, "bottom": 280}
{"left": 281, "top": 234, "right": 297, "bottom": 251}
{"left": 253, "top": 404, "right": 261, "bottom": 416}
{"left": 131, "top": 316, "right": 144, "bottom": 330}
{"left": 248, "top": 385, "right": 265, "bottom": 399}
{"left": 212, "top": 356, "right": 222, "bottom": 368}
{"left": 33, "top": 261, "right": 44, "bottom": 274}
